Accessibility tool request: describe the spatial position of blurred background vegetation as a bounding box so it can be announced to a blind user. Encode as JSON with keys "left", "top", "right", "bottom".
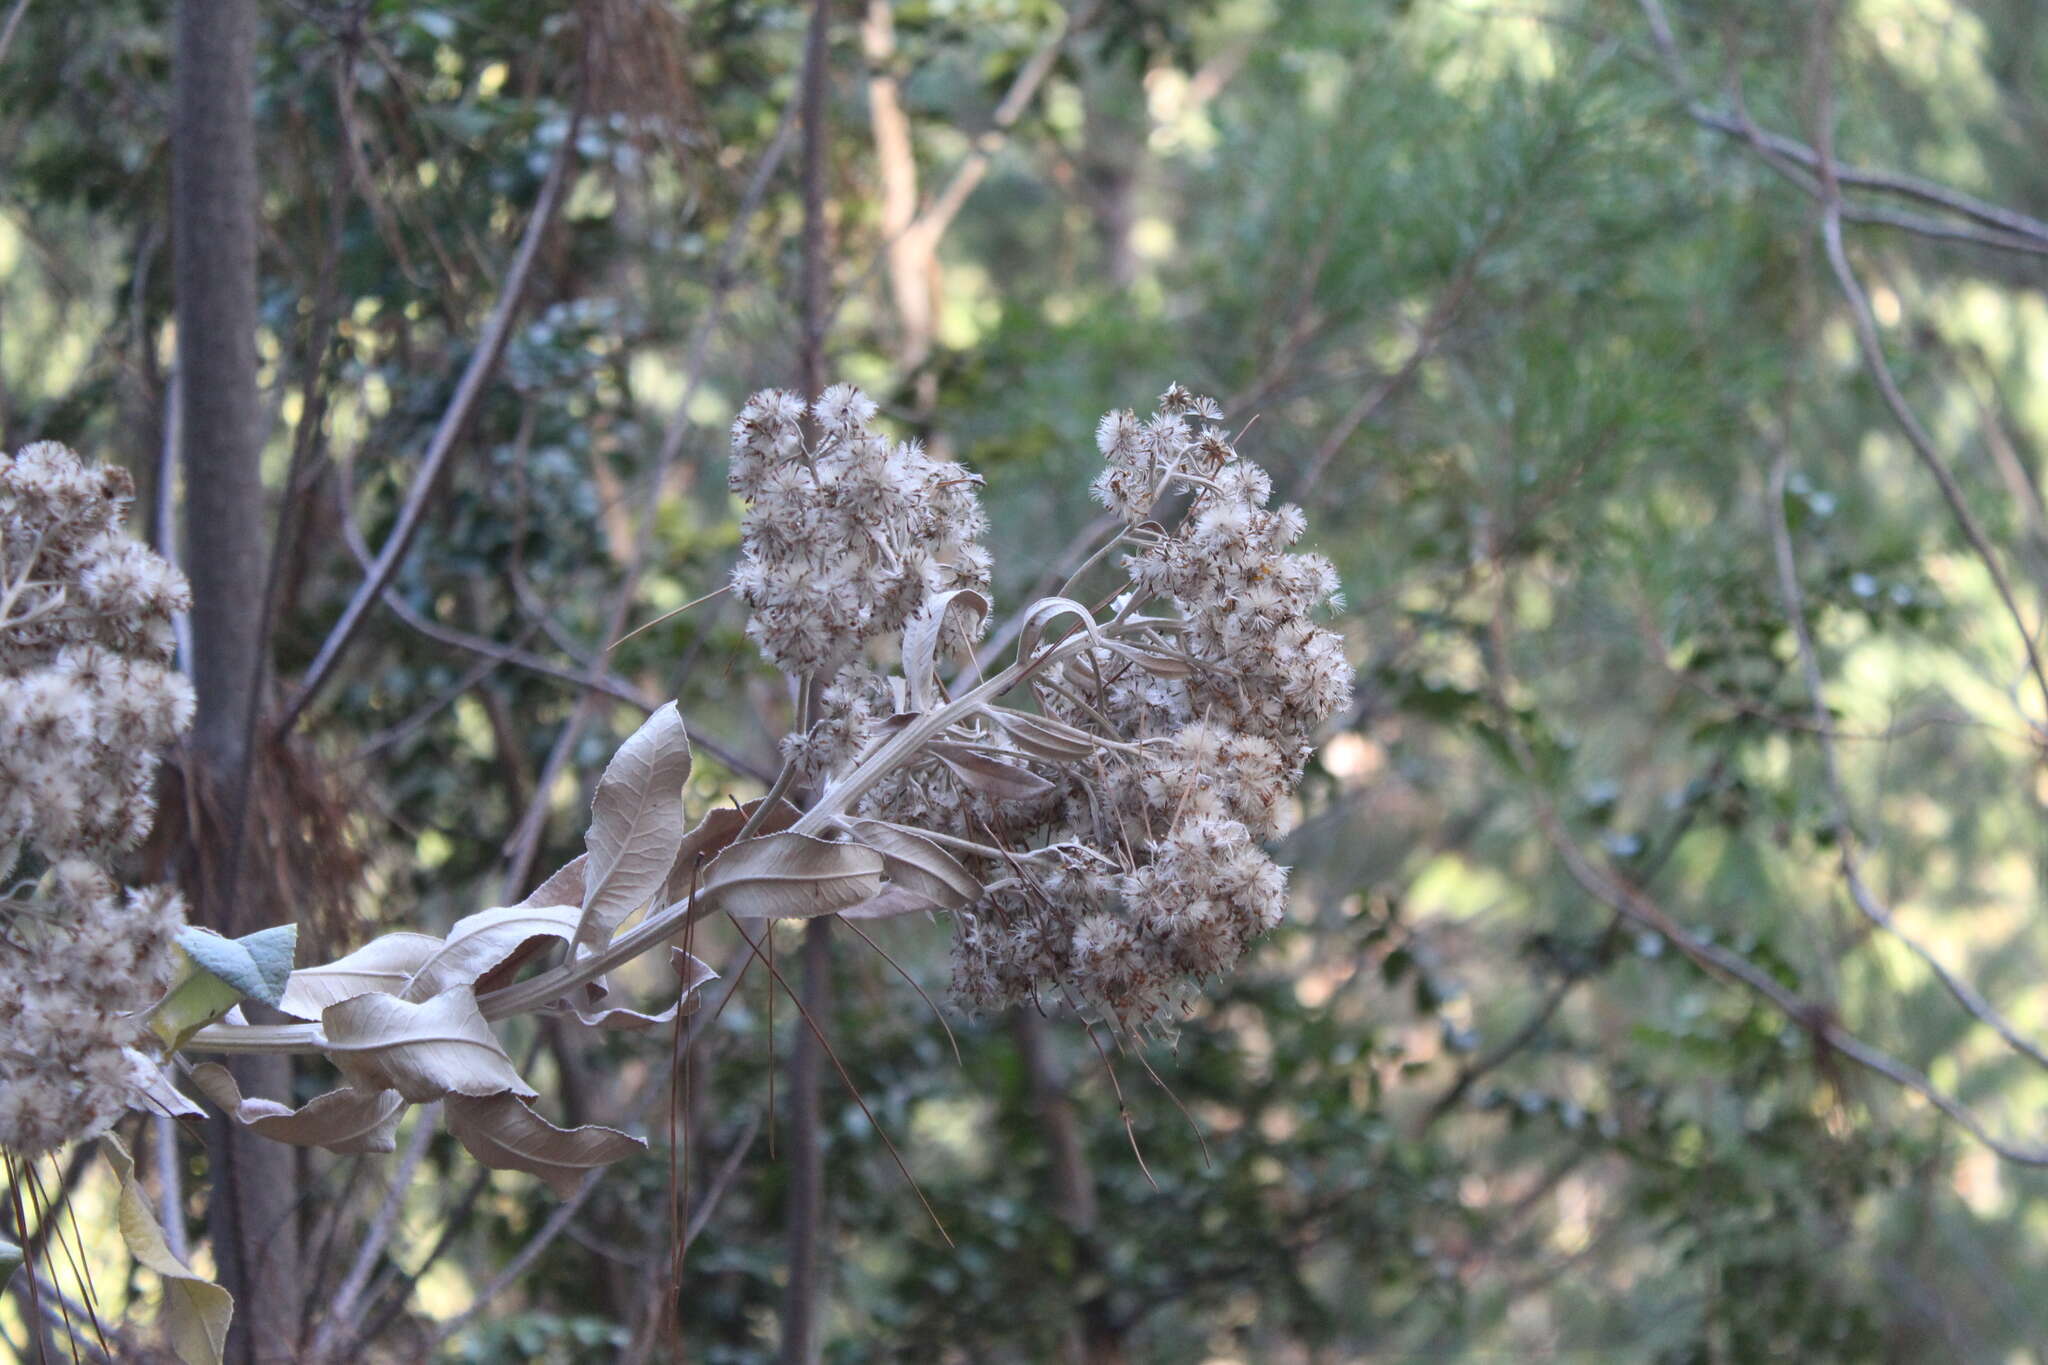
{"left": 10, "top": 0, "right": 2048, "bottom": 1359}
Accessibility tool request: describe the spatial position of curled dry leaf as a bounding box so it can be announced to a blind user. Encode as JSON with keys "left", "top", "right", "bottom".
{"left": 836, "top": 885, "right": 940, "bottom": 921}
{"left": 460, "top": 855, "right": 594, "bottom": 999}
{"left": 576, "top": 700, "right": 693, "bottom": 961}
{"left": 123, "top": 1048, "right": 205, "bottom": 1121}
{"left": 987, "top": 706, "right": 1100, "bottom": 761}
{"left": 278, "top": 932, "right": 444, "bottom": 1019}
{"left": 401, "top": 903, "right": 581, "bottom": 1004}
{"left": 663, "top": 796, "right": 800, "bottom": 905}
{"left": 1015, "top": 595, "right": 1102, "bottom": 662}
{"left": 844, "top": 818, "right": 981, "bottom": 909}
{"left": 697, "top": 830, "right": 884, "bottom": 920}
{"left": 519, "top": 853, "right": 587, "bottom": 910}
{"left": 444, "top": 1093, "right": 645, "bottom": 1198}
{"left": 190, "top": 1062, "right": 405, "bottom": 1154}
{"left": 570, "top": 950, "right": 719, "bottom": 1031}
{"left": 930, "top": 742, "right": 1058, "bottom": 801}
{"left": 104, "top": 1134, "right": 233, "bottom": 1365}
{"left": 904, "top": 587, "right": 989, "bottom": 712}
{"left": 322, "top": 985, "right": 535, "bottom": 1104}
{"left": 1111, "top": 640, "right": 1195, "bottom": 679}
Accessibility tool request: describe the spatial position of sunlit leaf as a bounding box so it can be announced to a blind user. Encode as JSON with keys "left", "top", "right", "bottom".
{"left": 931, "top": 742, "right": 1057, "bottom": 800}
{"left": 444, "top": 1093, "right": 645, "bottom": 1197}
{"left": 570, "top": 950, "right": 719, "bottom": 1030}
{"left": 190, "top": 1063, "right": 406, "bottom": 1154}
{"left": 123, "top": 1047, "right": 204, "bottom": 1120}
{"left": 577, "top": 699, "right": 693, "bottom": 958}
{"left": 845, "top": 818, "right": 982, "bottom": 909}
{"left": 904, "top": 587, "right": 989, "bottom": 711}
{"left": 401, "top": 903, "right": 581, "bottom": 1003}
{"left": 149, "top": 924, "right": 300, "bottom": 1050}
{"left": 663, "top": 797, "right": 800, "bottom": 905}
{"left": 322, "top": 985, "right": 534, "bottom": 1103}
{"left": 104, "top": 1134, "right": 232, "bottom": 1365}
{"left": 697, "top": 831, "right": 884, "bottom": 919}
{"left": 278, "top": 932, "right": 444, "bottom": 1019}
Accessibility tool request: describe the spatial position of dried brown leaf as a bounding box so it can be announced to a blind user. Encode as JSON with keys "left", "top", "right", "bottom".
{"left": 444, "top": 1093, "right": 644, "bottom": 1198}
{"left": 845, "top": 818, "right": 982, "bottom": 909}
{"left": 577, "top": 701, "right": 693, "bottom": 958}
{"left": 278, "top": 932, "right": 445, "bottom": 1019}
{"left": 190, "top": 1063, "right": 406, "bottom": 1154}
{"left": 322, "top": 985, "right": 535, "bottom": 1103}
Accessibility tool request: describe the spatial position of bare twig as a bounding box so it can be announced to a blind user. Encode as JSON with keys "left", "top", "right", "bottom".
{"left": 912, "top": 0, "right": 1102, "bottom": 250}
{"left": 279, "top": 76, "right": 588, "bottom": 734}
{"left": 839, "top": 915, "right": 961, "bottom": 1066}
{"left": 305, "top": 1103, "right": 439, "bottom": 1364}
{"left": 683, "top": 1110, "right": 761, "bottom": 1249}
{"left": 425, "top": 1163, "right": 609, "bottom": 1351}
{"left": 1639, "top": 0, "right": 2048, "bottom": 254}
{"left": 1488, "top": 566, "right": 2048, "bottom": 1166}
{"left": 1767, "top": 453, "right": 2048, "bottom": 1072}
{"left": 728, "top": 919, "right": 953, "bottom": 1249}
{"left": 1815, "top": 206, "right": 2048, "bottom": 721}
{"left": 0, "top": 0, "right": 32, "bottom": 71}
{"left": 327, "top": 461, "right": 773, "bottom": 785}
{"left": 152, "top": 1113, "right": 187, "bottom": 1262}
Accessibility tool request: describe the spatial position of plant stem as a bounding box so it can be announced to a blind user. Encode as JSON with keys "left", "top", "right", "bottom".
{"left": 184, "top": 618, "right": 1163, "bottom": 1056}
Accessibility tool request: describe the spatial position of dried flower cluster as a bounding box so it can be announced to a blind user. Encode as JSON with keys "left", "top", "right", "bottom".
{"left": 0, "top": 441, "right": 194, "bottom": 1152}
{"left": 729, "top": 383, "right": 990, "bottom": 681}
{"left": 725, "top": 384, "right": 1352, "bottom": 1032}
{"left": 951, "top": 388, "right": 1347, "bottom": 1026}
{"left": 92, "top": 383, "right": 1346, "bottom": 1245}
{"left": 1, "top": 442, "right": 194, "bottom": 870}
{"left": 0, "top": 864, "right": 184, "bottom": 1152}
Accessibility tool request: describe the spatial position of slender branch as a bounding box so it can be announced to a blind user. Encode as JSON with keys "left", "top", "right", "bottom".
{"left": 152, "top": 1112, "right": 187, "bottom": 1263}
{"left": 329, "top": 462, "right": 773, "bottom": 784}
{"left": 304, "top": 1103, "right": 439, "bottom": 1364}
{"left": 278, "top": 78, "right": 586, "bottom": 734}
{"left": 1767, "top": 452, "right": 2048, "bottom": 1072}
{"left": 1815, "top": 206, "right": 2048, "bottom": 720}
{"left": 1488, "top": 566, "right": 2048, "bottom": 1166}
{"left": 1639, "top": 0, "right": 2048, "bottom": 253}
{"left": 783, "top": 5, "right": 836, "bottom": 1355}
{"left": 0, "top": 0, "right": 31, "bottom": 71}
{"left": 683, "top": 1110, "right": 761, "bottom": 1248}
{"left": 912, "top": 0, "right": 1101, "bottom": 246}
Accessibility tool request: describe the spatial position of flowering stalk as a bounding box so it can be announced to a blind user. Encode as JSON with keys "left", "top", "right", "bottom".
{"left": 2, "top": 387, "right": 1350, "bottom": 1251}
{"left": 0, "top": 443, "right": 195, "bottom": 1153}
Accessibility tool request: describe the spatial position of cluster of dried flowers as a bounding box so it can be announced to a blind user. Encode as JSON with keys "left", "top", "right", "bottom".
{"left": 728, "top": 383, "right": 991, "bottom": 682}
{"left": 10, "top": 382, "right": 1342, "bottom": 1197}
{"left": 0, "top": 442, "right": 195, "bottom": 1153}
{"left": 725, "top": 383, "right": 1352, "bottom": 1031}
{"left": 0, "top": 389, "right": 1347, "bottom": 1362}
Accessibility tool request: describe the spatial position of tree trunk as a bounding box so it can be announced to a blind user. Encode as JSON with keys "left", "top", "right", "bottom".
{"left": 781, "top": 2, "right": 835, "bottom": 1361}
{"left": 778, "top": 924, "right": 832, "bottom": 1365}
{"left": 1078, "top": 57, "right": 1141, "bottom": 290}
{"left": 174, "top": 2, "right": 301, "bottom": 1359}
{"left": 1014, "top": 1011, "right": 1125, "bottom": 1365}
{"left": 861, "top": 0, "right": 939, "bottom": 376}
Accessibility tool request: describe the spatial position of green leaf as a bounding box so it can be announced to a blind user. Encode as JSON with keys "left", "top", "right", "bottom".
{"left": 103, "top": 1134, "right": 232, "bottom": 1365}
{"left": 176, "top": 924, "right": 298, "bottom": 1006}
{"left": 150, "top": 925, "right": 300, "bottom": 1049}
{"left": 0, "top": 1236, "right": 19, "bottom": 1289}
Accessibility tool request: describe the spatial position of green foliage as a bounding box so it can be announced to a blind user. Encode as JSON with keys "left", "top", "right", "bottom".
{"left": 14, "top": 0, "right": 2048, "bottom": 1358}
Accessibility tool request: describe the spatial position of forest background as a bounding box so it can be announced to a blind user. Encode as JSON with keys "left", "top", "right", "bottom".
{"left": 8, "top": 0, "right": 2048, "bottom": 1360}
